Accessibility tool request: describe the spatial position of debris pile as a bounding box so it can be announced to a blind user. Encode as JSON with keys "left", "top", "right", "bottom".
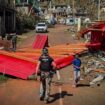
{"left": 81, "top": 54, "right": 105, "bottom": 87}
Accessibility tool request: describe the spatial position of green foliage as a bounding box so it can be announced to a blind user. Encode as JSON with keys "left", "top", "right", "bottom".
{"left": 15, "top": 0, "right": 20, "bottom": 4}
{"left": 0, "top": 75, "right": 8, "bottom": 81}
{"left": 16, "top": 7, "right": 40, "bottom": 31}
{"left": 29, "top": 0, "right": 34, "bottom": 5}
{"left": 22, "top": 15, "right": 35, "bottom": 30}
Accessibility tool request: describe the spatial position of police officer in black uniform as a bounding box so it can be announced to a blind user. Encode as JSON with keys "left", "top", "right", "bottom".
{"left": 36, "top": 47, "right": 56, "bottom": 104}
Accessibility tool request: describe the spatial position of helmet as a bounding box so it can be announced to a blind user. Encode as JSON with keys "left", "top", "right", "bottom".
{"left": 42, "top": 48, "right": 48, "bottom": 54}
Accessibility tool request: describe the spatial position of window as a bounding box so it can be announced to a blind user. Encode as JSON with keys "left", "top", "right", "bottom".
{"left": 37, "top": 23, "right": 46, "bottom": 26}
{"left": 70, "top": 19, "right": 74, "bottom": 22}
{"left": 20, "top": 0, "right": 28, "bottom": 3}
{"left": 16, "top": 0, "right": 28, "bottom": 4}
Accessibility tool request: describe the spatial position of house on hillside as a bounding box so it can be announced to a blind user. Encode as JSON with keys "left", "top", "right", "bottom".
{"left": 0, "top": 0, "right": 16, "bottom": 35}
{"left": 15, "top": 0, "right": 40, "bottom": 15}
{"left": 52, "top": 5, "right": 69, "bottom": 17}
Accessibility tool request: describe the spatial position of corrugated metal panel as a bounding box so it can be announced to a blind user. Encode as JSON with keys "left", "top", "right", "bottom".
{"left": 0, "top": 54, "right": 37, "bottom": 79}
{"left": 33, "top": 34, "right": 48, "bottom": 49}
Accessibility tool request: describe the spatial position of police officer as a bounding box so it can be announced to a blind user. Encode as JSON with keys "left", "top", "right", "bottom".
{"left": 36, "top": 47, "right": 56, "bottom": 104}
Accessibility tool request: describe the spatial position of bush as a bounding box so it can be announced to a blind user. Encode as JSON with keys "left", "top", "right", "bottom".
{"left": 16, "top": 11, "right": 41, "bottom": 33}
{"left": 0, "top": 75, "right": 8, "bottom": 81}
{"left": 22, "top": 15, "right": 35, "bottom": 30}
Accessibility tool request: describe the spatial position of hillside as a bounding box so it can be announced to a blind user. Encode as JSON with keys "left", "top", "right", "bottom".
{"left": 40, "top": 0, "right": 105, "bottom": 20}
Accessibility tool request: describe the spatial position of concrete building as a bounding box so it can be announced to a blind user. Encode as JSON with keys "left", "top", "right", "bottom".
{"left": 15, "top": 0, "right": 40, "bottom": 15}
{"left": 15, "top": 0, "right": 30, "bottom": 14}
{"left": 0, "top": 0, "right": 16, "bottom": 35}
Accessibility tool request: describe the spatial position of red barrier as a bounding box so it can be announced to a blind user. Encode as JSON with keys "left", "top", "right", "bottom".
{"left": 33, "top": 34, "right": 48, "bottom": 49}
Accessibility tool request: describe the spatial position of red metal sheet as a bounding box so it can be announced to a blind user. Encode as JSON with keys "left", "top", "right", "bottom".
{"left": 0, "top": 53, "right": 74, "bottom": 79}
{"left": 0, "top": 34, "right": 87, "bottom": 79}
{"left": 0, "top": 54, "right": 37, "bottom": 79}
{"left": 55, "top": 56, "right": 74, "bottom": 69}
{"left": 33, "top": 34, "right": 48, "bottom": 49}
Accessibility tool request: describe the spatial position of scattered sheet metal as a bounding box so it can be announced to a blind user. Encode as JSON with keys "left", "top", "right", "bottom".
{"left": 90, "top": 74, "right": 105, "bottom": 87}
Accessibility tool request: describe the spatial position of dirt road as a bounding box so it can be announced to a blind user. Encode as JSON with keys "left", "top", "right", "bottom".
{"left": 0, "top": 25, "right": 105, "bottom": 105}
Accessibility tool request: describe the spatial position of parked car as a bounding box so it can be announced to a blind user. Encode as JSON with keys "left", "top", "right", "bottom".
{"left": 66, "top": 18, "right": 75, "bottom": 25}
{"left": 35, "top": 22, "right": 48, "bottom": 33}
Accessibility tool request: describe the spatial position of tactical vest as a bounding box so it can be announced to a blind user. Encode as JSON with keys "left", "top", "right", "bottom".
{"left": 39, "top": 55, "right": 53, "bottom": 72}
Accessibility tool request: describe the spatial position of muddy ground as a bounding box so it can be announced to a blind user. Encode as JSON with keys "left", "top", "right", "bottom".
{"left": 0, "top": 25, "right": 105, "bottom": 105}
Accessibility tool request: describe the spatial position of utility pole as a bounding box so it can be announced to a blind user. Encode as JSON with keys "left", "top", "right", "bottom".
{"left": 72, "top": 0, "right": 75, "bottom": 18}
{"left": 98, "top": 0, "right": 101, "bottom": 20}
{"left": 49, "top": 0, "right": 52, "bottom": 13}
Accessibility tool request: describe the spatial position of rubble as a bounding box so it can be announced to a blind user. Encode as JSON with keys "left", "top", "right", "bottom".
{"left": 89, "top": 74, "right": 105, "bottom": 87}
{"left": 84, "top": 66, "right": 93, "bottom": 74}
{"left": 81, "top": 54, "right": 105, "bottom": 87}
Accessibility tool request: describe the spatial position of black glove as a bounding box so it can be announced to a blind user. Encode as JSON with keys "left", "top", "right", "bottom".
{"left": 50, "top": 70, "right": 56, "bottom": 75}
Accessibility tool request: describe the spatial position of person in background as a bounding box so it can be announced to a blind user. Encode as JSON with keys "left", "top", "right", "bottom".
{"left": 35, "top": 47, "right": 56, "bottom": 104}
{"left": 11, "top": 31, "right": 17, "bottom": 52}
{"left": 72, "top": 54, "right": 81, "bottom": 87}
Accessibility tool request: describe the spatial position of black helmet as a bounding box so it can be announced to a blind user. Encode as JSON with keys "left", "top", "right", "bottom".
{"left": 42, "top": 47, "right": 48, "bottom": 54}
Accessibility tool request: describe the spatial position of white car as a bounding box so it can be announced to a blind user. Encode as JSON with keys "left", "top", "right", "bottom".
{"left": 35, "top": 22, "right": 48, "bottom": 33}
{"left": 66, "top": 18, "right": 75, "bottom": 25}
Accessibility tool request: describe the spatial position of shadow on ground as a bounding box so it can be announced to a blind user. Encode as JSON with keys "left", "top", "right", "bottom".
{"left": 49, "top": 91, "right": 73, "bottom": 103}
{"left": 77, "top": 84, "right": 90, "bottom": 87}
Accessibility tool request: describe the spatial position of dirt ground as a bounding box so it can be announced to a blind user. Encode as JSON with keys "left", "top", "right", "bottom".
{"left": 0, "top": 24, "right": 105, "bottom": 105}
